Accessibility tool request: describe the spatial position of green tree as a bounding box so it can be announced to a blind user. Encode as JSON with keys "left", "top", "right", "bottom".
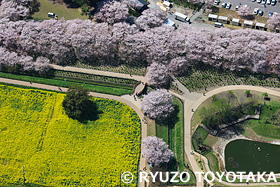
{"left": 62, "top": 84, "right": 92, "bottom": 121}
{"left": 245, "top": 90, "right": 251, "bottom": 98}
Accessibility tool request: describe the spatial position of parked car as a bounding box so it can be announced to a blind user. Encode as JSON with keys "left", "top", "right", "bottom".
{"left": 271, "top": 0, "right": 276, "bottom": 5}
{"left": 253, "top": 8, "right": 259, "bottom": 15}
{"left": 257, "top": 0, "right": 262, "bottom": 3}
{"left": 221, "top": 2, "right": 227, "bottom": 7}
{"left": 48, "top": 12, "right": 57, "bottom": 18}
{"left": 214, "top": 0, "right": 220, "bottom": 5}
{"left": 268, "top": 11, "right": 273, "bottom": 16}
{"left": 267, "top": 0, "right": 271, "bottom": 4}
{"left": 261, "top": 0, "right": 266, "bottom": 4}
{"left": 259, "top": 10, "right": 264, "bottom": 16}
{"left": 214, "top": 22, "right": 224, "bottom": 28}
{"left": 252, "top": 0, "right": 256, "bottom": 2}
{"left": 235, "top": 4, "right": 240, "bottom": 10}
{"left": 226, "top": 2, "right": 232, "bottom": 9}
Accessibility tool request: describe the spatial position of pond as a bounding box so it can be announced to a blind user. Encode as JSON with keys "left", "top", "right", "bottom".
{"left": 225, "top": 139, "right": 280, "bottom": 173}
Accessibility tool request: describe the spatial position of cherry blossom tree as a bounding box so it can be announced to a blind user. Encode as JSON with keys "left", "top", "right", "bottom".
{"left": 0, "top": 47, "right": 50, "bottom": 73}
{"left": 237, "top": 5, "right": 252, "bottom": 18}
{"left": 146, "top": 62, "right": 170, "bottom": 87}
{"left": 168, "top": 57, "right": 189, "bottom": 75}
{"left": 135, "top": 9, "right": 167, "bottom": 30}
{"left": 267, "top": 14, "right": 280, "bottom": 31}
{"left": 141, "top": 89, "right": 174, "bottom": 119}
{"left": 95, "top": 0, "right": 129, "bottom": 24}
{"left": 0, "top": 0, "right": 32, "bottom": 21}
{"left": 142, "top": 136, "right": 173, "bottom": 166}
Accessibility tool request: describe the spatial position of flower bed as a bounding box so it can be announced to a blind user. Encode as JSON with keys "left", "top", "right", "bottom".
{"left": 0, "top": 85, "right": 141, "bottom": 186}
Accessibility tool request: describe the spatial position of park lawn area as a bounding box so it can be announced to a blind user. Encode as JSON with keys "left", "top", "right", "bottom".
{"left": 0, "top": 85, "right": 141, "bottom": 186}
{"left": 151, "top": 97, "right": 195, "bottom": 185}
{"left": 0, "top": 71, "right": 132, "bottom": 96}
{"left": 242, "top": 101, "right": 280, "bottom": 139}
{"left": 32, "top": 0, "right": 88, "bottom": 20}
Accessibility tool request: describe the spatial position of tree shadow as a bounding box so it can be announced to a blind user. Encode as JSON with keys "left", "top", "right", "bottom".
{"left": 78, "top": 100, "right": 103, "bottom": 123}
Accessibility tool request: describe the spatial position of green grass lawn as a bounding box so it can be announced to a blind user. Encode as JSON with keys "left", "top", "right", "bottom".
{"left": 32, "top": 0, "right": 88, "bottom": 20}
{"left": 243, "top": 101, "right": 280, "bottom": 139}
{"left": 0, "top": 72, "right": 132, "bottom": 96}
{"left": 0, "top": 85, "right": 141, "bottom": 186}
{"left": 152, "top": 96, "right": 195, "bottom": 185}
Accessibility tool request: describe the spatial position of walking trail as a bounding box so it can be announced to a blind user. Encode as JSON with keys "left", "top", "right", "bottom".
{"left": 3, "top": 64, "right": 280, "bottom": 187}
{"left": 0, "top": 77, "right": 148, "bottom": 187}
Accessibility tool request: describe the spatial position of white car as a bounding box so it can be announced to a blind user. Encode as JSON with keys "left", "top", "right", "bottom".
{"left": 226, "top": 2, "right": 232, "bottom": 9}
{"left": 267, "top": 0, "right": 271, "bottom": 4}
{"left": 271, "top": 0, "right": 276, "bottom": 5}
{"left": 253, "top": 8, "right": 259, "bottom": 15}
{"left": 261, "top": 0, "right": 266, "bottom": 4}
{"left": 257, "top": 0, "right": 262, "bottom": 3}
{"left": 235, "top": 4, "right": 240, "bottom": 10}
{"left": 214, "top": 0, "right": 220, "bottom": 5}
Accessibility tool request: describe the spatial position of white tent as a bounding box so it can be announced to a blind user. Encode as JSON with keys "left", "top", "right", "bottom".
{"left": 232, "top": 18, "right": 240, "bottom": 26}
{"left": 218, "top": 16, "right": 228, "bottom": 23}
{"left": 208, "top": 14, "right": 218, "bottom": 21}
{"left": 244, "top": 20, "right": 254, "bottom": 28}
{"left": 256, "top": 22, "right": 265, "bottom": 30}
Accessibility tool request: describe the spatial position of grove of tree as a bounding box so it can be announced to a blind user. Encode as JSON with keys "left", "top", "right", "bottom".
{"left": 0, "top": 0, "right": 280, "bottom": 88}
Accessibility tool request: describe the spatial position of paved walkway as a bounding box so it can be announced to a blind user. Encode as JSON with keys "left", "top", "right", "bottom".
{"left": 3, "top": 68, "right": 280, "bottom": 187}
{"left": 0, "top": 77, "right": 148, "bottom": 187}
{"left": 50, "top": 64, "right": 148, "bottom": 83}
{"left": 181, "top": 85, "right": 280, "bottom": 187}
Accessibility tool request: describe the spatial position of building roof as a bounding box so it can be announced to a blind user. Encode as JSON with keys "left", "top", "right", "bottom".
{"left": 129, "top": 0, "right": 148, "bottom": 10}
{"left": 244, "top": 20, "right": 254, "bottom": 25}
{"left": 208, "top": 14, "right": 218, "bottom": 19}
{"left": 232, "top": 18, "right": 240, "bottom": 23}
{"left": 218, "top": 16, "right": 228, "bottom": 21}
{"left": 165, "top": 18, "right": 175, "bottom": 26}
{"left": 256, "top": 22, "right": 265, "bottom": 27}
{"left": 163, "top": 1, "right": 171, "bottom": 7}
{"left": 174, "top": 12, "right": 188, "bottom": 19}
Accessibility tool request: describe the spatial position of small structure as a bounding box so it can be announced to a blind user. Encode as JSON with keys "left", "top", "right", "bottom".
{"left": 232, "top": 18, "right": 240, "bottom": 26}
{"left": 208, "top": 14, "right": 218, "bottom": 22}
{"left": 256, "top": 22, "right": 266, "bottom": 30}
{"left": 165, "top": 18, "right": 176, "bottom": 29}
{"left": 243, "top": 20, "right": 254, "bottom": 28}
{"left": 163, "top": 1, "right": 172, "bottom": 8}
{"left": 218, "top": 15, "right": 228, "bottom": 23}
{"left": 131, "top": 0, "right": 148, "bottom": 13}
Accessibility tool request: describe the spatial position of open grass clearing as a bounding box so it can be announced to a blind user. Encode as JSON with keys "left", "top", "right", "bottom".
{"left": 31, "top": 0, "right": 88, "bottom": 20}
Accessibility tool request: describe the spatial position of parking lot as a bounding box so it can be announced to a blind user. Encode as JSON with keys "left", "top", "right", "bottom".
{"left": 216, "top": 0, "right": 279, "bottom": 17}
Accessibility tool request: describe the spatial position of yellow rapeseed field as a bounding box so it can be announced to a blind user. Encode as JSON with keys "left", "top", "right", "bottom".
{"left": 0, "top": 85, "right": 141, "bottom": 186}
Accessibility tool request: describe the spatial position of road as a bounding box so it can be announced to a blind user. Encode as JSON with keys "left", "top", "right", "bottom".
{"left": 217, "top": 0, "right": 279, "bottom": 17}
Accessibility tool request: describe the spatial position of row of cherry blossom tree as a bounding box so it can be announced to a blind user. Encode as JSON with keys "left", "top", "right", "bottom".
{"left": 0, "top": 0, "right": 279, "bottom": 78}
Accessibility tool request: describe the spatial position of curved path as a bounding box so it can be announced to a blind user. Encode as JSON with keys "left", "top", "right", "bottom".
{"left": 0, "top": 77, "right": 148, "bottom": 187}
{"left": 3, "top": 72, "right": 280, "bottom": 186}
{"left": 183, "top": 85, "right": 280, "bottom": 187}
